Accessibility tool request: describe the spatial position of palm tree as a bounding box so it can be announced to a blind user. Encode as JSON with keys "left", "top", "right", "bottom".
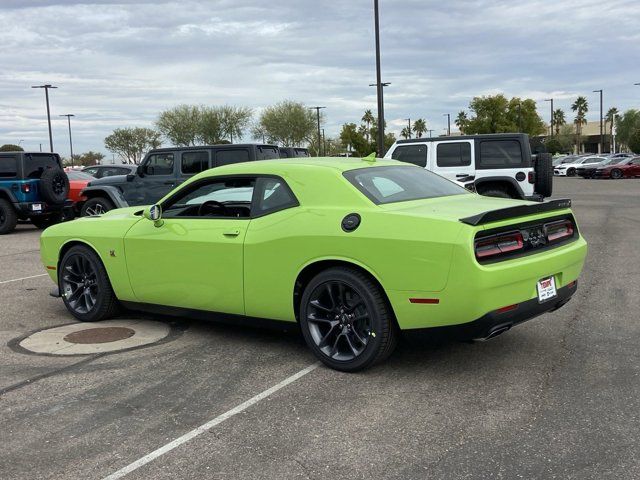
{"left": 400, "top": 126, "right": 412, "bottom": 139}
{"left": 361, "top": 109, "right": 374, "bottom": 143}
{"left": 605, "top": 107, "right": 619, "bottom": 142}
{"left": 571, "top": 96, "right": 588, "bottom": 152}
{"left": 552, "top": 109, "right": 566, "bottom": 135}
{"left": 455, "top": 111, "right": 468, "bottom": 134}
{"left": 412, "top": 118, "right": 427, "bottom": 138}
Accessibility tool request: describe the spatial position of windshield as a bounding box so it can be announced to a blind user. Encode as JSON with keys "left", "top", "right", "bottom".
{"left": 343, "top": 166, "right": 467, "bottom": 205}
{"left": 66, "top": 170, "right": 94, "bottom": 180}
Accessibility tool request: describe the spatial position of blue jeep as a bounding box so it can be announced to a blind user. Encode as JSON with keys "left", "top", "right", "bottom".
{"left": 0, "top": 151, "right": 70, "bottom": 234}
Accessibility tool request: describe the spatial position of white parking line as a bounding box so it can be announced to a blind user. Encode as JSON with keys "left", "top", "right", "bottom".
{"left": 102, "top": 362, "right": 320, "bottom": 480}
{"left": 0, "top": 274, "right": 48, "bottom": 285}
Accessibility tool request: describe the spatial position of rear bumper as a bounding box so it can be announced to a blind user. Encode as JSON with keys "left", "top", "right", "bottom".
{"left": 438, "top": 281, "right": 577, "bottom": 340}
{"left": 14, "top": 200, "right": 74, "bottom": 217}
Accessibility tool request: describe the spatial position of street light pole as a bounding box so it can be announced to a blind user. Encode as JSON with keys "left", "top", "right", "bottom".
{"left": 593, "top": 89, "right": 603, "bottom": 153}
{"left": 31, "top": 84, "right": 58, "bottom": 152}
{"left": 373, "top": 0, "right": 385, "bottom": 157}
{"left": 544, "top": 98, "right": 553, "bottom": 136}
{"left": 405, "top": 118, "right": 411, "bottom": 138}
{"left": 309, "top": 106, "right": 326, "bottom": 156}
{"left": 59, "top": 114, "right": 75, "bottom": 166}
{"left": 443, "top": 113, "right": 451, "bottom": 136}
{"left": 427, "top": 129, "right": 434, "bottom": 138}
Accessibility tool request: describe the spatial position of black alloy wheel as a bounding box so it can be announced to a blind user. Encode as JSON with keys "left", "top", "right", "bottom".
{"left": 611, "top": 169, "right": 623, "bottom": 179}
{"left": 300, "top": 267, "right": 398, "bottom": 372}
{"left": 59, "top": 245, "right": 119, "bottom": 321}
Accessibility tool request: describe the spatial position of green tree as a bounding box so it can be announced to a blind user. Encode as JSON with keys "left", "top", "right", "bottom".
{"left": 627, "top": 128, "right": 640, "bottom": 153}
{"left": 545, "top": 124, "right": 574, "bottom": 154}
{"left": 257, "top": 100, "right": 317, "bottom": 147}
{"left": 462, "top": 95, "right": 545, "bottom": 136}
{"left": 361, "top": 109, "right": 374, "bottom": 143}
{"left": 339, "top": 122, "right": 369, "bottom": 156}
{"left": 571, "top": 96, "right": 589, "bottom": 152}
{"left": 400, "top": 126, "right": 412, "bottom": 139}
{"left": 615, "top": 109, "right": 640, "bottom": 151}
{"left": 605, "top": 107, "right": 619, "bottom": 140}
{"left": 156, "top": 104, "right": 201, "bottom": 146}
{"left": 0, "top": 144, "right": 24, "bottom": 152}
{"left": 412, "top": 118, "right": 427, "bottom": 138}
{"left": 552, "top": 108, "right": 566, "bottom": 135}
{"left": 64, "top": 151, "right": 105, "bottom": 167}
{"left": 219, "top": 105, "right": 253, "bottom": 142}
{"left": 104, "top": 127, "right": 162, "bottom": 164}
{"left": 455, "top": 111, "right": 469, "bottom": 134}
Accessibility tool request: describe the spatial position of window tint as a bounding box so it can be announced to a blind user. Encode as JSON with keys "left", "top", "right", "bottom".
{"left": 215, "top": 149, "right": 250, "bottom": 166}
{"left": 115, "top": 167, "right": 133, "bottom": 175}
{"left": 145, "top": 153, "right": 174, "bottom": 175}
{"left": 479, "top": 141, "right": 524, "bottom": 168}
{"left": 253, "top": 177, "right": 297, "bottom": 214}
{"left": 437, "top": 142, "right": 472, "bottom": 167}
{"left": 257, "top": 146, "right": 279, "bottom": 160}
{"left": 344, "top": 166, "right": 466, "bottom": 205}
{"left": 390, "top": 144, "right": 427, "bottom": 167}
{"left": 181, "top": 151, "right": 209, "bottom": 174}
{"left": 279, "top": 149, "right": 290, "bottom": 158}
{"left": 83, "top": 167, "right": 98, "bottom": 176}
{"left": 66, "top": 171, "right": 94, "bottom": 181}
{"left": 163, "top": 178, "right": 255, "bottom": 219}
{"left": 0, "top": 156, "right": 18, "bottom": 178}
{"left": 23, "top": 154, "right": 59, "bottom": 179}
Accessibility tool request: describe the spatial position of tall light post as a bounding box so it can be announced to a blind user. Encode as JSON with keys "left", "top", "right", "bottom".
{"left": 405, "top": 118, "right": 411, "bottom": 138}
{"left": 31, "top": 84, "right": 57, "bottom": 152}
{"left": 309, "top": 106, "right": 325, "bottom": 156}
{"left": 544, "top": 98, "right": 553, "bottom": 136}
{"left": 443, "top": 113, "right": 451, "bottom": 136}
{"left": 373, "top": 0, "right": 386, "bottom": 156}
{"left": 593, "top": 89, "right": 603, "bottom": 153}
{"left": 427, "top": 129, "right": 434, "bottom": 138}
{"left": 59, "top": 114, "right": 75, "bottom": 166}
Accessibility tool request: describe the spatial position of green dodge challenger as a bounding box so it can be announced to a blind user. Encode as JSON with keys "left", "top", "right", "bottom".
{"left": 40, "top": 158, "right": 587, "bottom": 371}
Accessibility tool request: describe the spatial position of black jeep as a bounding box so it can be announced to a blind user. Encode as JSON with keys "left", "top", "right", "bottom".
{"left": 0, "top": 152, "right": 70, "bottom": 234}
{"left": 79, "top": 144, "right": 281, "bottom": 216}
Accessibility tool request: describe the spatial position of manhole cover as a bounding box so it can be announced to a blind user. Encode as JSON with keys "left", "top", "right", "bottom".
{"left": 18, "top": 320, "right": 171, "bottom": 355}
{"left": 64, "top": 327, "right": 135, "bottom": 344}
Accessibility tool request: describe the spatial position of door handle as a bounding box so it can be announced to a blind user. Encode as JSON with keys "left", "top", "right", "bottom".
{"left": 223, "top": 230, "right": 240, "bottom": 237}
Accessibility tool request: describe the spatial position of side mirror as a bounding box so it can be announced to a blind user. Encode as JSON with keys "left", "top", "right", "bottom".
{"left": 136, "top": 164, "right": 145, "bottom": 177}
{"left": 143, "top": 204, "right": 163, "bottom": 227}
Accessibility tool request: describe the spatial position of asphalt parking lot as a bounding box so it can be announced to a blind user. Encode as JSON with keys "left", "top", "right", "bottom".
{"left": 1, "top": 177, "right": 639, "bottom": 480}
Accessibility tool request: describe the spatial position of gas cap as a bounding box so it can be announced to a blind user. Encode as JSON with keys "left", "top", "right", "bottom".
{"left": 341, "top": 213, "right": 361, "bottom": 232}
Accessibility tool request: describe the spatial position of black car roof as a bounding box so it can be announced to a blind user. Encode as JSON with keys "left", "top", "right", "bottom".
{"left": 147, "top": 143, "right": 278, "bottom": 153}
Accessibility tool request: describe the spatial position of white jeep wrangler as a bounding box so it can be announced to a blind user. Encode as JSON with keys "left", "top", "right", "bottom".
{"left": 384, "top": 133, "right": 552, "bottom": 200}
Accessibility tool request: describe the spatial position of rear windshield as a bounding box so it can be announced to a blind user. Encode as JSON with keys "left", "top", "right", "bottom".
{"left": 23, "top": 154, "right": 60, "bottom": 179}
{"left": 344, "top": 166, "right": 467, "bottom": 205}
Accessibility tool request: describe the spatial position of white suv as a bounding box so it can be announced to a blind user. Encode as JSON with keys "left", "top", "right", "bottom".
{"left": 384, "top": 133, "right": 552, "bottom": 200}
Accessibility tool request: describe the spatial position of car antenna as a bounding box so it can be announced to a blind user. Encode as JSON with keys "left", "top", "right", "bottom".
{"left": 362, "top": 152, "right": 377, "bottom": 163}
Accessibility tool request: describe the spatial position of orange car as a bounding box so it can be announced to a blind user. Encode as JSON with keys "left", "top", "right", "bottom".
{"left": 64, "top": 169, "right": 95, "bottom": 216}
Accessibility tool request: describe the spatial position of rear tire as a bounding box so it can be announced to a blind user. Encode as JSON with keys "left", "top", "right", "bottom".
{"left": 611, "top": 169, "right": 623, "bottom": 179}
{"left": 299, "top": 267, "right": 398, "bottom": 372}
{"left": 0, "top": 198, "right": 18, "bottom": 235}
{"left": 81, "top": 197, "right": 114, "bottom": 216}
{"left": 534, "top": 153, "right": 553, "bottom": 197}
{"left": 59, "top": 245, "right": 120, "bottom": 322}
{"left": 39, "top": 168, "right": 69, "bottom": 205}
{"left": 478, "top": 188, "right": 513, "bottom": 199}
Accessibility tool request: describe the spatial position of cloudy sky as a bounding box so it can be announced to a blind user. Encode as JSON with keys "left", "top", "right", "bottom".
{"left": 1, "top": 0, "right": 639, "bottom": 157}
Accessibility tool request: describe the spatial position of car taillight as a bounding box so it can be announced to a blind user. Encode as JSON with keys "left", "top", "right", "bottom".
{"left": 528, "top": 171, "right": 535, "bottom": 183}
{"left": 21, "top": 183, "right": 31, "bottom": 193}
{"left": 475, "top": 231, "right": 524, "bottom": 259}
{"left": 545, "top": 219, "right": 574, "bottom": 242}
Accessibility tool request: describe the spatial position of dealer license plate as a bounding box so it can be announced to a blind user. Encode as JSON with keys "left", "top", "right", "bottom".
{"left": 31, "top": 203, "right": 43, "bottom": 211}
{"left": 537, "top": 276, "right": 557, "bottom": 303}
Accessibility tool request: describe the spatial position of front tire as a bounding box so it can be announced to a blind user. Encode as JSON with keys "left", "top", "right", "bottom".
{"left": 59, "top": 245, "right": 119, "bottom": 321}
{"left": 566, "top": 168, "right": 576, "bottom": 177}
{"left": 611, "top": 169, "right": 623, "bottom": 179}
{"left": 299, "top": 267, "right": 398, "bottom": 372}
{"left": 81, "top": 197, "right": 114, "bottom": 217}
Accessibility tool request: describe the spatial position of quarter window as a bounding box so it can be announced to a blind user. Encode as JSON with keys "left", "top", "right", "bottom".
{"left": 215, "top": 149, "right": 250, "bottom": 166}
{"left": 253, "top": 177, "right": 298, "bottom": 215}
{"left": 145, "top": 153, "right": 174, "bottom": 175}
{"left": 391, "top": 144, "right": 427, "bottom": 167}
{"left": 436, "top": 142, "right": 472, "bottom": 167}
{"left": 0, "top": 156, "right": 18, "bottom": 178}
{"left": 181, "top": 151, "right": 210, "bottom": 174}
{"left": 479, "top": 141, "right": 524, "bottom": 169}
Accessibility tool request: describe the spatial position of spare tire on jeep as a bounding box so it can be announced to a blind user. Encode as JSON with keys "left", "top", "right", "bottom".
{"left": 534, "top": 153, "right": 553, "bottom": 197}
{"left": 39, "top": 168, "right": 69, "bottom": 205}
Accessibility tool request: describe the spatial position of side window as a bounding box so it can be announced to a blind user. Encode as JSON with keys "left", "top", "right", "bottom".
{"left": 181, "top": 151, "right": 210, "bottom": 175}
{"left": 479, "top": 141, "right": 523, "bottom": 169}
{"left": 257, "top": 146, "right": 280, "bottom": 160}
{"left": 83, "top": 167, "right": 98, "bottom": 177}
{"left": 0, "top": 156, "right": 17, "bottom": 178}
{"left": 253, "top": 177, "right": 298, "bottom": 215}
{"left": 390, "top": 144, "right": 427, "bottom": 167}
{"left": 163, "top": 177, "right": 255, "bottom": 219}
{"left": 145, "top": 153, "right": 174, "bottom": 175}
{"left": 116, "top": 168, "right": 132, "bottom": 175}
{"left": 215, "top": 149, "right": 250, "bottom": 166}
{"left": 436, "top": 142, "right": 472, "bottom": 167}
{"left": 279, "top": 149, "right": 291, "bottom": 158}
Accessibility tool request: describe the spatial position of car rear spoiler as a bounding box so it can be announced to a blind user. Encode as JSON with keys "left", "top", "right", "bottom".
{"left": 459, "top": 199, "right": 572, "bottom": 226}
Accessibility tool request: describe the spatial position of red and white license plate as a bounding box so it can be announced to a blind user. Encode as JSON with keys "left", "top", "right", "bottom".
{"left": 537, "top": 276, "right": 557, "bottom": 302}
